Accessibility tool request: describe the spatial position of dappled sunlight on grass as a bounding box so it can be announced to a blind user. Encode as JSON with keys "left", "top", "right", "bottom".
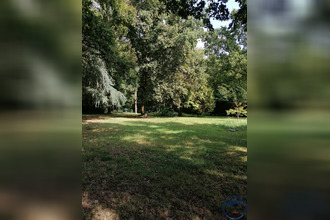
{"left": 204, "top": 169, "right": 225, "bottom": 177}
{"left": 154, "top": 128, "right": 187, "bottom": 134}
{"left": 83, "top": 115, "right": 247, "bottom": 127}
{"left": 82, "top": 192, "right": 120, "bottom": 220}
{"left": 82, "top": 116, "right": 247, "bottom": 219}
{"left": 122, "top": 134, "right": 153, "bottom": 146}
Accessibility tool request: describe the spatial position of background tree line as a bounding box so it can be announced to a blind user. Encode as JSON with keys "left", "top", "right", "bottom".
{"left": 82, "top": 0, "right": 247, "bottom": 116}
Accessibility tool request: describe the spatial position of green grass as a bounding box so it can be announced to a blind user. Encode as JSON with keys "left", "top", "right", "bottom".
{"left": 82, "top": 116, "right": 247, "bottom": 219}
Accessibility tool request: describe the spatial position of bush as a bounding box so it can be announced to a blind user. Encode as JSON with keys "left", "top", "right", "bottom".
{"left": 160, "top": 107, "right": 178, "bottom": 117}
{"left": 200, "top": 112, "right": 210, "bottom": 117}
{"left": 149, "top": 108, "right": 178, "bottom": 117}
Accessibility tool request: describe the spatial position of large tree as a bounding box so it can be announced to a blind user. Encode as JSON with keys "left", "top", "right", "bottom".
{"left": 128, "top": 0, "right": 190, "bottom": 114}
{"left": 129, "top": 1, "right": 215, "bottom": 115}
{"left": 160, "top": 0, "right": 247, "bottom": 31}
{"left": 205, "top": 26, "right": 247, "bottom": 108}
{"left": 82, "top": 0, "right": 137, "bottom": 113}
{"left": 155, "top": 41, "right": 215, "bottom": 116}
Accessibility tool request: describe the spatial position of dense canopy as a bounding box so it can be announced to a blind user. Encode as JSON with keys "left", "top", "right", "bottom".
{"left": 82, "top": 0, "right": 247, "bottom": 116}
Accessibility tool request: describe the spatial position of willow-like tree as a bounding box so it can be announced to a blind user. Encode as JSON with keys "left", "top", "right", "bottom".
{"left": 82, "top": 0, "right": 137, "bottom": 113}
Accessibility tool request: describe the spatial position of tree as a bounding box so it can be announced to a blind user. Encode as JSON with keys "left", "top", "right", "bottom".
{"left": 128, "top": 1, "right": 199, "bottom": 114}
{"left": 226, "top": 98, "right": 247, "bottom": 119}
{"left": 205, "top": 26, "right": 247, "bottom": 114}
{"left": 82, "top": 0, "right": 137, "bottom": 113}
{"left": 127, "top": 0, "right": 162, "bottom": 114}
{"left": 160, "top": 0, "right": 247, "bottom": 31}
{"left": 82, "top": 53, "right": 127, "bottom": 111}
{"left": 155, "top": 48, "right": 215, "bottom": 116}
{"left": 129, "top": 1, "right": 215, "bottom": 115}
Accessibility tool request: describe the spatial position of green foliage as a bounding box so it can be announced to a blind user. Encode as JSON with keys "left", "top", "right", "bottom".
{"left": 148, "top": 107, "right": 178, "bottom": 117}
{"left": 128, "top": 1, "right": 215, "bottom": 114}
{"left": 82, "top": 0, "right": 137, "bottom": 112}
{"left": 155, "top": 46, "right": 215, "bottom": 115}
{"left": 205, "top": 27, "right": 247, "bottom": 106}
{"left": 82, "top": 54, "right": 126, "bottom": 108}
{"left": 159, "top": 107, "right": 178, "bottom": 117}
{"left": 230, "top": 0, "right": 247, "bottom": 31}
{"left": 226, "top": 101, "right": 247, "bottom": 118}
{"left": 160, "top": 0, "right": 247, "bottom": 30}
{"left": 82, "top": 0, "right": 246, "bottom": 116}
{"left": 226, "top": 106, "right": 247, "bottom": 117}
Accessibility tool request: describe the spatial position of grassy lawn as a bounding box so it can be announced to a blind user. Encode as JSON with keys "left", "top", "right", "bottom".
{"left": 82, "top": 115, "right": 247, "bottom": 219}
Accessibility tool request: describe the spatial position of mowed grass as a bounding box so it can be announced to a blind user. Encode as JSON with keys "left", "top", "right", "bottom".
{"left": 82, "top": 115, "right": 247, "bottom": 219}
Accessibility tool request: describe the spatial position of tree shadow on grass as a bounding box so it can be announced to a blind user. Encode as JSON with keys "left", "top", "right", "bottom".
{"left": 82, "top": 118, "right": 247, "bottom": 219}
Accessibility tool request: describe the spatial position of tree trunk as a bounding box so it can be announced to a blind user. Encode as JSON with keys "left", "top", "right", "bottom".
{"left": 141, "top": 90, "right": 145, "bottom": 115}
{"left": 134, "top": 88, "right": 138, "bottom": 114}
{"left": 178, "top": 104, "right": 182, "bottom": 117}
{"left": 140, "top": 72, "right": 148, "bottom": 116}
